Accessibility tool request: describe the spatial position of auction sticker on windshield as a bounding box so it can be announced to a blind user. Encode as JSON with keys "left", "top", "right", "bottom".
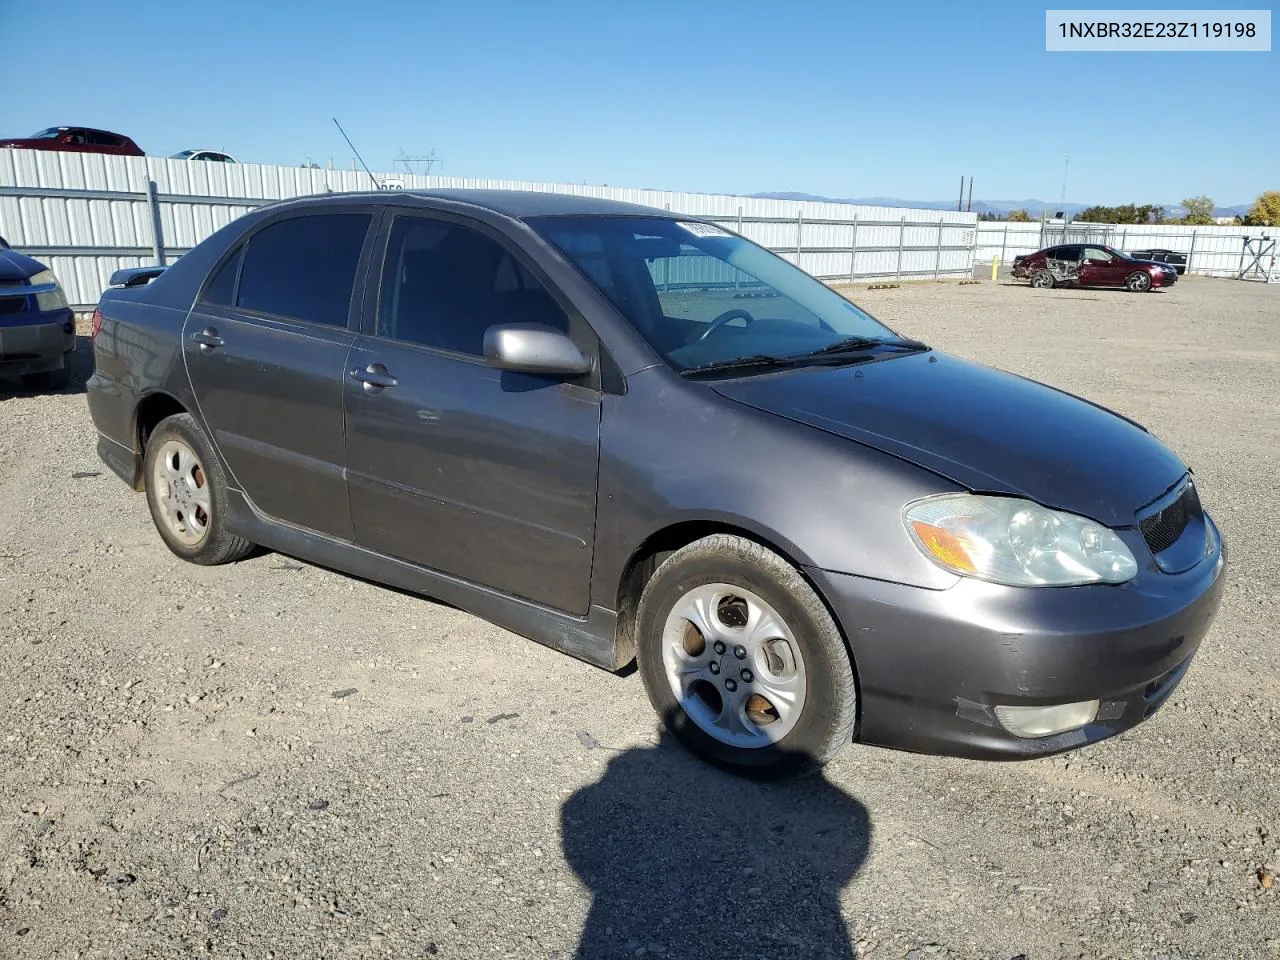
{"left": 677, "top": 221, "right": 732, "bottom": 239}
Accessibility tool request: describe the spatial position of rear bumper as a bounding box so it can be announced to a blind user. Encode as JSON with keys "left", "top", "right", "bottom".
{"left": 0, "top": 309, "right": 76, "bottom": 375}
{"left": 808, "top": 516, "right": 1227, "bottom": 760}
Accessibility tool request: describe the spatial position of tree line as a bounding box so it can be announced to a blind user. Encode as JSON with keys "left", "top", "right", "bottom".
{"left": 978, "top": 191, "right": 1279, "bottom": 226}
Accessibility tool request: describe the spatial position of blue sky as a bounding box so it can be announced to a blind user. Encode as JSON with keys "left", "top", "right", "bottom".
{"left": 3, "top": 1, "right": 1274, "bottom": 205}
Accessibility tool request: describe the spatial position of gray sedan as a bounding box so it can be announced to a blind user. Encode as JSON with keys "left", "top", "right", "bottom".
{"left": 86, "top": 190, "right": 1226, "bottom": 774}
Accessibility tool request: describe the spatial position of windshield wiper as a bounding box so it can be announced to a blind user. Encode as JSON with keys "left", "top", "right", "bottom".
{"left": 801, "top": 335, "right": 930, "bottom": 357}
{"left": 680, "top": 354, "right": 803, "bottom": 378}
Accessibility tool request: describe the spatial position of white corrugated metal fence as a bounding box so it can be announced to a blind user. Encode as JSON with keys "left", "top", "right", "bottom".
{"left": 1, "top": 152, "right": 978, "bottom": 307}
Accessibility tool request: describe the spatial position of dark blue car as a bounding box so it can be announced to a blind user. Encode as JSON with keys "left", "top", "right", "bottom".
{"left": 0, "top": 237, "right": 77, "bottom": 390}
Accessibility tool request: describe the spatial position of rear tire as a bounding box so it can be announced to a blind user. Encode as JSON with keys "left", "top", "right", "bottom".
{"left": 635, "top": 534, "right": 858, "bottom": 777}
{"left": 22, "top": 366, "right": 69, "bottom": 392}
{"left": 1031, "top": 270, "right": 1056, "bottom": 289}
{"left": 143, "top": 413, "right": 254, "bottom": 565}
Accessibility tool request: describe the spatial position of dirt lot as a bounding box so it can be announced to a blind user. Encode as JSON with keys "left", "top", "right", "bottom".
{"left": 1, "top": 275, "right": 1277, "bottom": 960}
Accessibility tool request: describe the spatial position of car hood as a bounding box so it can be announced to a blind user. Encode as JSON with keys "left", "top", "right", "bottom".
{"left": 0, "top": 247, "right": 45, "bottom": 282}
{"left": 0, "top": 139, "right": 43, "bottom": 148}
{"left": 712, "top": 351, "right": 1187, "bottom": 527}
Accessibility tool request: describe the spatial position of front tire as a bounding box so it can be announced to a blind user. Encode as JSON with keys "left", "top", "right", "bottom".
{"left": 635, "top": 535, "right": 858, "bottom": 776}
{"left": 1125, "top": 271, "right": 1152, "bottom": 292}
{"left": 1031, "top": 270, "right": 1056, "bottom": 289}
{"left": 143, "top": 413, "right": 254, "bottom": 565}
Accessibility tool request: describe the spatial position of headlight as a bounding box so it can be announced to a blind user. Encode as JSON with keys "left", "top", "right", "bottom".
{"left": 904, "top": 494, "right": 1138, "bottom": 587}
{"left": 30, "top": 269, "right": 68, "bottom": 311}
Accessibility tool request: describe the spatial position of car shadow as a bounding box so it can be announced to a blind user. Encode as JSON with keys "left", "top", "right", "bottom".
{"left": 0, "top": 334, "right": 94, "bottom": 399}
{"left": 561, "top": 730, "right": 871, "bottom": 960}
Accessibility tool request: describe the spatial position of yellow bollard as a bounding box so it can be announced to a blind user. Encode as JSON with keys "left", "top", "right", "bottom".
{"left": 991, "top": 255, "right": 999, "bottom": 281}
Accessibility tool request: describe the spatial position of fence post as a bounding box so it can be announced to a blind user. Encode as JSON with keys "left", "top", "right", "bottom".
{"left": 1000, "top": 223, "right": 1008, "bottom": 264}
{"left": 896, "top": 216, "right": 906, "bottom": 280}
{"left": 1119, "top": 228, "right": 1127, "bottom": 251}
{"left": 734, "top": 205, "right": 743, "bottom": 294}
{"left": 933, "top": 218, "right": 944, "bottom": 279}
{"left": 795, "top": 210, "right": 804, "bottom": 266}
{"left": 146, "top": 179, "right": 166, "bottom": 266}
{"left": 1188, "top": 229, "right": 1198, "bottom": 274}
{"left": 847, "top": 215, "right": 859, "bottom": 283}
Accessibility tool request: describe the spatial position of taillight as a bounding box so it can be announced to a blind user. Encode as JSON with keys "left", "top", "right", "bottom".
{"left": 91, "top": 306, "right": 103, "bottom": 338}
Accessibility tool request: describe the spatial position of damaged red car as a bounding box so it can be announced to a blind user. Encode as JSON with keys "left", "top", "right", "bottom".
{"left": 1012, "top": 244, "right": 1178, "bottom": 292}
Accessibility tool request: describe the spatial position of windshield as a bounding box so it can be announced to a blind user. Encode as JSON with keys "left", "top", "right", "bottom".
{"left": 30, "top": 128, "right": 65, "bottom": 139}
{"left": 529, "top": 216, "right": 901, "bottom": 373}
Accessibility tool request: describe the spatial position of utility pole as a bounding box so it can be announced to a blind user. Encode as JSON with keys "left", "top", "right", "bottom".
{"left": 966, "top": 176, "right": 974, "bottom": 213}
{"left": 1059, "top": 156, "right": 1070, "bottom": 212}
{"left": 957, "top": 175, "right": 965, "bottom": 212}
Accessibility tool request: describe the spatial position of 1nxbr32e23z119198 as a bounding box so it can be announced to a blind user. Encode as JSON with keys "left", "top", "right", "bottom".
{"left": 86, "top": 190, "right": 1226, "bottom": 775}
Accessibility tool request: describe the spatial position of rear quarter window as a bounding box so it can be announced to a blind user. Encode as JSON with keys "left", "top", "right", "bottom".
{"left": 235, "top": 213, "right": 372, "bottom": 327}
{"left": 200, "top": 245, "right": 243, "bottom": 305}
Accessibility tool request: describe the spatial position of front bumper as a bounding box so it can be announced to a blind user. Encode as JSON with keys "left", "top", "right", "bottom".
{"left": 809, "top": 516, "right": 1226, "bottom": 760}
{"left": 0, "top": 308, "right": 76, "bottom": 376}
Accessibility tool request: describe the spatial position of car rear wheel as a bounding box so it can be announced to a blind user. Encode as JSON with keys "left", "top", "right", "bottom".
{"left": 1031, "top": 270, "right": 1056, "bottom": 289}
{"left": 1125, "top": 271, "right": 1152, "bottom": 292}
{"left": 635, "top": 534, "right": 858, "bottom": 776}
{"left": 143, "top": 413, "right": 254, "bottom": 565}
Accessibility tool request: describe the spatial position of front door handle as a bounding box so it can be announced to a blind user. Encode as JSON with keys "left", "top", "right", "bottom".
{"left": 192, "top": 327, "right": 223, "bottom": 352}
{"left": 350, "top": 362, "right": 398, "bottom": 393}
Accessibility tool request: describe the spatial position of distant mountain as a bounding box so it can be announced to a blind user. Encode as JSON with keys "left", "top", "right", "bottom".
{"left": 751, "top": 193, "right": 1249, "bottom": 219}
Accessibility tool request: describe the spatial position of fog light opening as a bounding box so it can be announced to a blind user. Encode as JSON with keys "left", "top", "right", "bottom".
{"left": 994, "top": 700, "right": 1099, "bottom": 738}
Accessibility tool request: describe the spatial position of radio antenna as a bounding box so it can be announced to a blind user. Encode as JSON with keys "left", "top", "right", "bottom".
{"left": 332, "top": 117, "right": 379, "bottom": 190}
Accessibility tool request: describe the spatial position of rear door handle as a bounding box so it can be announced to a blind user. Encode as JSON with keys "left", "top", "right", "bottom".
{"left": 191, "top": 327, "right": 223, "bottom": 352}
{"left": 350, "top": 362, "right": 398, "bottom": 393}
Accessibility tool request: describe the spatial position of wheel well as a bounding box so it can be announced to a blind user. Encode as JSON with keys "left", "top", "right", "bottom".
{"left": 614, "top": 521, "right": 804, "bottom": 668}
{"left": 133, "top": 392, "right": 188, "bottom": 489}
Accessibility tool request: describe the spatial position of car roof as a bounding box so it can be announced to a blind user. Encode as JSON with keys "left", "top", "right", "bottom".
{"left": 401, "top": 189, "right": 678, "bottom": 219}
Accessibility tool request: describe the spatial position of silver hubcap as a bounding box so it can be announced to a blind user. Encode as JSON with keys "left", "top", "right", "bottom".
{"left": 1128, "top": 273, "right": 1149, "bottom": 291}
{"left": 152, "top": 439, "right": 211, "bottom": 545}
{"left": 661, "top": 583, "right": 807, "bottom": 748}
{"left": 1033, "top": 273, "right": 1051, "bottom": 287}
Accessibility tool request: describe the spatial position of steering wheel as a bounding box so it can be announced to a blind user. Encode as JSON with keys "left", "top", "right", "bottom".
{"left": 696, "top": 308, "right": 757, "bottom": 342}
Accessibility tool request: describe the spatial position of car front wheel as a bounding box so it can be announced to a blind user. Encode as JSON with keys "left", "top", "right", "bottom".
{"left": 635, "top": 534, "right": 858, "bottom": 776}
{"left": 143, "top": 413, "right": 255, "bottom": 565}
{"left": 1031, "top": 270, "right": 1056, "bottom": 289}
{"left": 1125, "top": 271, "right": 1152, "bottom": 292}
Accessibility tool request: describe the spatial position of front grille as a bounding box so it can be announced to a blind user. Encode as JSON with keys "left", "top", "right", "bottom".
{"left": 1139, "top": 482, "right": 1198, "bottom": 554}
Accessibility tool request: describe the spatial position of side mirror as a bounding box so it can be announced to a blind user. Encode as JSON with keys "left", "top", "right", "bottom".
{"left": 483, "top": 323, "right": 593, "bottom": 377}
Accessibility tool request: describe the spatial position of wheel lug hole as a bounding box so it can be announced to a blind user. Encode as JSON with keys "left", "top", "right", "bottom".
{"left": 713, "top": 641, "right": 726, "bottom": 655}
{"left": 709, "top": 662, "right": 721, "bottom": 676}
{"left": 741, "top": 669, "right": 754, "bottom": 683}
{"left": 733, "top": 645, "right": 747, "bottom": 660}
{"left": 724, "top": 679, "right": 737, "bottom": 693}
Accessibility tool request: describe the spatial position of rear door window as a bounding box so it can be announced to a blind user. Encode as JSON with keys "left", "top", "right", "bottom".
{"left": 237, "top": 213, "right": 372, "bottom": 327}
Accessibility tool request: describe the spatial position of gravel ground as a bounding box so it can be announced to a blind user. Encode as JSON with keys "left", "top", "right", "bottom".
{"left": 0, "top": 275, "right": 1277, "bottom": 960}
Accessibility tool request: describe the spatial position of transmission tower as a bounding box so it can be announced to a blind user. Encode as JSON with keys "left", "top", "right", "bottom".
{"left": 394, "top": 149, "right": 441, "bottom": 176}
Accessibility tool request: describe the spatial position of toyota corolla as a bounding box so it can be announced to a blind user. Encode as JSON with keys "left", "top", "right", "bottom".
{"left": 86, "top": 191, "right": 1226, "bottom": 774}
